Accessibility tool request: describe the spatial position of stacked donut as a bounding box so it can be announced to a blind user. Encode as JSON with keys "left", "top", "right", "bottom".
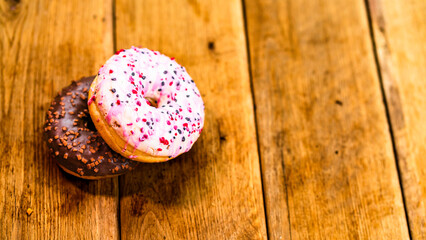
{"left": 44, "top": 47, "right": 205, "bottom": 179}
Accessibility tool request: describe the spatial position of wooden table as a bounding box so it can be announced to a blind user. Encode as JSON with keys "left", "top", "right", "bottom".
{"left": 1, "top": 0, "right": 425, "bottom": 239}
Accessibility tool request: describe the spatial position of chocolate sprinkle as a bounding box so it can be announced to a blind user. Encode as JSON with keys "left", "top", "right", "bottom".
{"left": 43, "top": 76, "right": 139, "bottom": 179}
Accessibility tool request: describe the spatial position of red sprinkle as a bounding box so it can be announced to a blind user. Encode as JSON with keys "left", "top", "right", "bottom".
{"left": 109, "top": 69, "right": 114, "bottom": 74}
{"left": 167, "top": 121, "right": 171, "bottom": 125}
{"left": 170, "top": 57, "right": 175, "bottom": 60}
{"left": 157, "top": 148, "right": 162, "bottom": 151}
{"left": 159, "top": 137, "right": 169, "bottom": 145}
{"left": 88, "top": 95, "right": 96, "bottom": 105}
{"left": 116, "top": 99, "right": 121, "bottom": 105}
{"left": 142, "top": 119, "right": 147, "bottom": 122}
{"left": 115, "top": 49, "right": 125, "bottom": 54}
{"left": 132, "top": 89, "right": 138, "bottom": 94}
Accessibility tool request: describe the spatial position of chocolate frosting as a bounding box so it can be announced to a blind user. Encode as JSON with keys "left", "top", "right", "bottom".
{"left": 44, "top": 76, "right": 139, "bottom": 178}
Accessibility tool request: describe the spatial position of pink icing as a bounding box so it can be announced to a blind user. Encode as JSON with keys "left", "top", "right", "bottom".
{"left": 92, "top": 47, "right": 205, "bottom": 159}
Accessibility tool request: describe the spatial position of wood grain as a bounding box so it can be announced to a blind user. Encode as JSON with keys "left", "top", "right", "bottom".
{"left": 244, "top": 0, "right": 410, "bottom": 239}
{"left": 368, "top": 0, "right": 426, "bottom": 238}
{"left": 115, "top": 0, "right": 267, "bottom": 239}
{"left": 0, "top": 0, "right": 118, "bottom": 239}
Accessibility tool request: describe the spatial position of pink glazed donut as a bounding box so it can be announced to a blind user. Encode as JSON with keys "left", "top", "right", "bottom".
{"left": 88, "top": 47, "right": 205, "bottom": 162}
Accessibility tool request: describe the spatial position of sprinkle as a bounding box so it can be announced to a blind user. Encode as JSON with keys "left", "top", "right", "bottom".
{"left": 26, "top": 208, "right": 33, "bottom": 216}
{"left": 159, "top": 137, "right": 169, "bottom": 145}
{"left": 109, "top": 69, "right": 114, "bottom": 74}
{"left": 64, "top": 153, "right": 68, "bottom": 159}
{"left": 115, "top": 49, "right": 125, "bottom": 54}
{"left": 88, "top": 95, "right": 96, "bottom": 105}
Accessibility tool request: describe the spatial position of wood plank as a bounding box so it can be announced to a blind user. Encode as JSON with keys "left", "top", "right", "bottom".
{"left": 0, "top": 0, "right": 118, "bottom": 239}
{"left": 244, "top": 0, "right": 410, "bottom": 239}
{"left": 368, "top": 0, "right": 426, "bottom": 238}
{"left": 115, "top": 0, "right": 267, "bottom": 239}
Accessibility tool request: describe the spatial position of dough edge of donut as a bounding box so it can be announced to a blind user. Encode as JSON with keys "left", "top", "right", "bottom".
{"left": 88, "top": 76, "right": 175, "bottom": 163}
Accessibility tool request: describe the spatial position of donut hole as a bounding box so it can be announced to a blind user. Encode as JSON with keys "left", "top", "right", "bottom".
{"left": 145, "top": 97, "right": 159, "bottom": 108}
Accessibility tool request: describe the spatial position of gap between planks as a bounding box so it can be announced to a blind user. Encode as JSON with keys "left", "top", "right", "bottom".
{"left": 363, "top": 0, "right": 413, "bottom": 239}
{"left": 241, "top": 0, "right": 272, "bottom": 239}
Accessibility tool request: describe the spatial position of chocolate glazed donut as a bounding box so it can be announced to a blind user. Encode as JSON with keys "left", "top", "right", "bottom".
{"left": 43, "top": 76, "right": 139, "bottom": 179}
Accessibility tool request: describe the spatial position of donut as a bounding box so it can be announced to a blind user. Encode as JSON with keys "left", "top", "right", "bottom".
{"left": 44, "top": 76, "right": 139, "bottom": 179}
{"left": 88, "top": 47, "right": 205, "bottom": 162}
